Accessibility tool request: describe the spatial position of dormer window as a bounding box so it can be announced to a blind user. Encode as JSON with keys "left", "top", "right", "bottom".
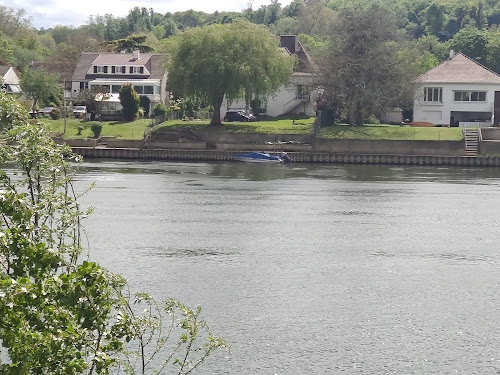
{"left": 129, "top": 66, "right": 144, "bottom": 74}
{"left": 93, "top": 66, "right": 108, "bottom": 74}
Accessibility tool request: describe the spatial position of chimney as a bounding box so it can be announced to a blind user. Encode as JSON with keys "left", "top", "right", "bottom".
{"left": 280, "top": 35, "right": 298, "bottom": 54}
{"left": 449, "top": 50, "right": 455, "bottom": 59}
{"left": 132, "top": 50, "right": 140, "bottom": 60}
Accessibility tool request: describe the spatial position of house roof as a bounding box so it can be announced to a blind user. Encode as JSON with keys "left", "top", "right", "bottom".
{"left": 415, "top": 53, "right": 500, "bottom": 84}
{"left": 0, "top": 65, "right": 11, "bottom": 77}
{"left": 72, "top": 52, "right": 167, "bottom": 81}
{"left": 279, "top": 35, "right": 317, "bottom": 74}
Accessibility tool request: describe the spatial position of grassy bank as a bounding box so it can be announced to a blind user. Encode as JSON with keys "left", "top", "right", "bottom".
{"left": 44, "top": 118, "right": 152, "bottom": 140}
{"left": 43, "top": 117, "right": 464, "bottom": 141}
{"left": 151, "top": 117, "right": 315, "bottom": 134}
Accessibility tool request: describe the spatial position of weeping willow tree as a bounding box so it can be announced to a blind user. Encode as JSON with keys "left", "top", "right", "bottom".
{"left": 167, "top": 19, "right": 295, "bottom": 126}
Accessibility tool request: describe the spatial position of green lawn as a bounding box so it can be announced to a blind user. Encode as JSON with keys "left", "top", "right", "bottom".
{"left": 319, "top": 124, "right": 464, "bottom": 141}
{"left": 152, "top": 116, "right": 316, "bottom": 134}
{"left": 43, "top": 118, "right": 153, "bottom": 140}
{"left": 43, "top": 116, "right": 464, "bottom": 141}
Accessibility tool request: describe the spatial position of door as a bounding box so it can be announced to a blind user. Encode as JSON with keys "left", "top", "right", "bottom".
{"left": 494, "top": 91, "right": 500, "bottom": 125}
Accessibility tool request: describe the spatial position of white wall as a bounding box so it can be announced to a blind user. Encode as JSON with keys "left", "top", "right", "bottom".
{"left": 221, "top": 73, "right": 316, "bottom": 118}
{"left": 414, "top": 83, "right": 500, "bottom": 125}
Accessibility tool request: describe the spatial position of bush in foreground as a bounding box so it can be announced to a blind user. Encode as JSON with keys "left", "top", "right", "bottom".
{"left": 0, "top": 91, "right": 227, "bottom": 374}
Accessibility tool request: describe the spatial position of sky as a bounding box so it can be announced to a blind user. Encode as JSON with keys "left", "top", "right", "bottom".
{"left": 1, "top": 0, "right": 293, "bottom": 29}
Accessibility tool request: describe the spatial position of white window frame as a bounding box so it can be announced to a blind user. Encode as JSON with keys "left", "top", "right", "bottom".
{"left": 423, "top": 87, "right": 443, "bottom": 103}
{"left": 453, "top": 90, "right": 486, "bottom": 102}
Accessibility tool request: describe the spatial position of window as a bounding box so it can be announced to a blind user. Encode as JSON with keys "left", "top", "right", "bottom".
{"left": 93, "top": 66, "right": 107, "bottom": 74}
{"left": 111, "top": 85, "right": 121, "bottom": 93}
{"left": 129, "top": 66, "right": 144, "bottom": 74}
{"left": 454, "top": 91, "right": 486, "bottom": 102}
{"left": 144, "top": 85, "right": 153, "bottom": 95}
{"left": 112, "top": 66, "right": 116, "bottom": 73}
{"left": 424, "top": 87, "right": 442, "bottom": 103}
{"left": 134, "top": 85, "right": 144, "bottom": 94}
{"left": 297, "top": 85, "right": 309, "bottom": 100}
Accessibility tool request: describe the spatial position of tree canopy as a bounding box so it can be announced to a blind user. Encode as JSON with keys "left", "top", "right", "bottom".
{"left": 167, "top": 19, "right": 294, "bottom": 126}
{"left": 320, "top": 7, "right": 414, "bottom": 125}
{"left": 20, "top": 67, "right": 61, "bottom": 115}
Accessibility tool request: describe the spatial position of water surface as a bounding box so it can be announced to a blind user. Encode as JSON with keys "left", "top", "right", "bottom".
{"left": 77, "top": 161, "right": 500, "bottom": 374}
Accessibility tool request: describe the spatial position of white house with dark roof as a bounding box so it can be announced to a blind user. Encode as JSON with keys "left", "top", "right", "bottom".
{"left": 0, "top": 65, "right": 21, "bottom": 94}
{"left": 71, "top": 50, "right": 168, "bottom": 117}
{"left": 221, "top": 35, "right": 318, "bottom": 118}
{"left": 414, "top": 52, "right": 500, "bottom": 127}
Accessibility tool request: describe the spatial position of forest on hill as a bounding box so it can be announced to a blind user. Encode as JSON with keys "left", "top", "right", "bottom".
{"left": 2, "top": 0, "right": 500, "bottom": 74}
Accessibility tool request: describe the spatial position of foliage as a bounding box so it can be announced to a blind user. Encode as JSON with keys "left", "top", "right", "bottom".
{"left": 108, "top": 35, "right": 153, "bottom": 53}
{"left": 139, "top": 95, "right": 150, "bottom": 117}
{"left": 90, "top": 122, "right": 103, "bottom": 137}
{"left": 20, "top": 68, "right": 61, "bottom": 116}
{"left": 0, "top": 91, "right": 227, "bottom": 373}
{"left": 167, "top": 19, "right": 294, "bottom": 126}
{"left": 447, "top": 25, "right": 488, "bottom": 65}
{"left": 152, "top": 102, "right": 168, "bottom": 117}
{"left": 319, "top": 7, "right": 415, "bottom": 125}
{"left": 119, "top": 83, "right": 140, "bottom": 121}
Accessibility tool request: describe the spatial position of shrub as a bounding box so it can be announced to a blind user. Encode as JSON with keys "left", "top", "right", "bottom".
{"left": 139, "top": 95, "right": 151, "bottom": 117}
{"left": 152, "top": 103, "right": 167, "bottom": 117}
{"left": 119, "top": 84, "right": 139, "bottom": 121}
{"left": 77, "top": 126, "right": 84, "bottom": 135}
{"left": 90, "top": 122, "right": 102, "bottom": 138}
{"left": 49, "top": 107, "right": 61, "bottom": 120}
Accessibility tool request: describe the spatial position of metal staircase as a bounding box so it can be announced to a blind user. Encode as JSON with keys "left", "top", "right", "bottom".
{"left": 463, "top": 127, "right": 479, "bottom": 157}
{"left": 282, "top": 97, "right": 309, "bottom": 115}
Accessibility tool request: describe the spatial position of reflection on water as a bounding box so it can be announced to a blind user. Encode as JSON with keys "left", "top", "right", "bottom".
{"left": 76, "top": 160, "right": 500, "bottom": 374}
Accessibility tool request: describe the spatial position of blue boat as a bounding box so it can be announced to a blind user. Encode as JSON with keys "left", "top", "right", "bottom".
{"left": 233, "top": 152, "right": 281, "bottom": 163}
{"left": 233, "top": 151, "right": 288, "bottom": 163}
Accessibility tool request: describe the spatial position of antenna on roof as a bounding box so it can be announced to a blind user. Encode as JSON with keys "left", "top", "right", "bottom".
{"left": 449, "top": 50, "right": 455, "bottom": 59}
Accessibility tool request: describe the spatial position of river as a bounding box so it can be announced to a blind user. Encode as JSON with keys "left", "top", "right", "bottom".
{"left": 76, "top": 160, "right": 500, "bottom": 374}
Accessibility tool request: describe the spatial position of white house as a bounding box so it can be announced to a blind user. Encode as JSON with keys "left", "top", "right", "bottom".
{"left": 414, "top": 52, "right": 500, "bottom": 127}
{"left": 221, "top": 35, "right": 318, "bottom": 118}
{"left": 71, "top": 51, "right": 168, "bottom": 118}
{"left": 0, "top": 65, "right": 21, "bottom": 94}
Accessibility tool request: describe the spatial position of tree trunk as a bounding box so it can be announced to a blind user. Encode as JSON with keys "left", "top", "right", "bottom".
{"left": 31, "top": 99, "right": 38, "bottom": 119}
{"left": 348, "top": 97, "right": 357, "bottom": 126}
{"left": 210, "top": 94, "right": 225, "bottom": 126}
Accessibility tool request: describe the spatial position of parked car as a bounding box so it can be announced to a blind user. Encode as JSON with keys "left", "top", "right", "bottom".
{"left": 38, "top": 107, "right": 55, "bottom": 115}
{"left": 73, "top": 105, "right": 87, "bottom": 118}
{"left": 223, "top": 110, "right": 257, "bottom": 122}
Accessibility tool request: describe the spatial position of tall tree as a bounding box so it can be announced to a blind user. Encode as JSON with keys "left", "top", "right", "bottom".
{"left": 109, "top": 35, "right": 153, "bottom": 53}
{"left": 167, "top": 20, "right": 294, "bottom": 126}
{"left": 320, "top": 7, "right": 413, "bottom": 125}
{"left": 20, "top": 68, "right": 61, "bottom": 116}
{"left": 447, "top": 25, "right": 488, "bottom": 65}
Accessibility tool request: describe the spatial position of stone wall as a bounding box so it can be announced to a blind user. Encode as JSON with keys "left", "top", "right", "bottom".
{"left": 313, "top": 139, "right": 464, "bottom": 156}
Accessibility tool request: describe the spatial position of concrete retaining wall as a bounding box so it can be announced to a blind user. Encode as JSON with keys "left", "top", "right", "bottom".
{"left": 314, "top": 139, "right": 464, "bottom": 156}
{"left": 71, "top": 147, "right": 500, "bottom": 167}
{"left": 480, "top": 128, "right": 500, "bottom": 140}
